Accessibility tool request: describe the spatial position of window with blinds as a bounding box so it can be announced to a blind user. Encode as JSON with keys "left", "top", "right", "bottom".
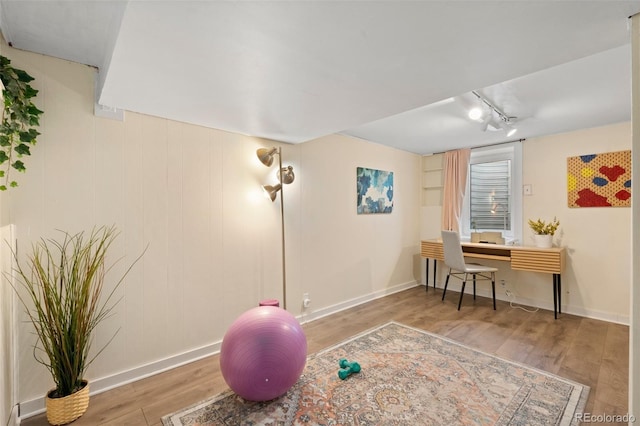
{"left": 469, "top": 159, "right": 511, "bottom": 231}
{"left": 460, "top": 141, "right": 522, "bottom": 243}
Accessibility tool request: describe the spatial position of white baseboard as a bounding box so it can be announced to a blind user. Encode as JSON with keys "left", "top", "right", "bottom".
{"left": 433, "top": 281, "right": 630, "bottom": 325}
{"left": 297, "top": 281, "right": 420, "bottom": 325}
{"left": 19, "top": 340, "right": 223, "bottom": 420}
{"left": 19, "top": 280, "right": 419, "bottom": 420}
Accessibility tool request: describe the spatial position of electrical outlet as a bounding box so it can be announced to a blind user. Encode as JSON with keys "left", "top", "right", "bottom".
{"left": 500, "top": 280, "right": 506, "bottom": 287}
{"left": 505, "top": 289, "right": 512, "bottom": 297}
{"left": 303, "top": 293, "right": 311, "bottom": 308}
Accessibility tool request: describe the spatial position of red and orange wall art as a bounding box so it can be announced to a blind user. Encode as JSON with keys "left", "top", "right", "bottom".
{"left": 567, "top": 150, "right": 631, "bottom": 208}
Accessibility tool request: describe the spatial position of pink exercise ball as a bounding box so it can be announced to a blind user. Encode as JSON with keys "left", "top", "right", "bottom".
{"left": 220, "top": 306, "right": 307, "bottom": 401}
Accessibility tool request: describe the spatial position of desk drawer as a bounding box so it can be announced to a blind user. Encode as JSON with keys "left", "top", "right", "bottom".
{"left": 511, "top": 249, "right": 564, "bottom": 273}
{"left": 421, "top": 241, "right": 444, "bottom": 261}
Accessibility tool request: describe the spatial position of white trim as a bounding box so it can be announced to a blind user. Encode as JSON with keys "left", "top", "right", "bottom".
{"left": 1, "top": 224, "right": 17, "bottom": 426}
{"left": 19, "top": 340, "right": 223, "bottom": 420}
{"left": 9, "top": 404, "right": 19, "bottom": 426}
{"left": 297, "top": 281, "right": 419, "bottom": 325}
{"left": 18, "top": 280, "right": 419, "bottom": 420}
{"left": 438, "top": 281, "right": 629, "bottom": 325}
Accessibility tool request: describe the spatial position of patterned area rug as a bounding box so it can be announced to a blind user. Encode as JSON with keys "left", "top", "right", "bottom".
{"left": 162, "top": 322, "right": 589, "bottom": 425}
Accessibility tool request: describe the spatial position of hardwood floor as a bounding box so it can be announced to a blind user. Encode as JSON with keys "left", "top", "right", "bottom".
{"left": 22, "top": 286, "right": 629, "bottom": 425}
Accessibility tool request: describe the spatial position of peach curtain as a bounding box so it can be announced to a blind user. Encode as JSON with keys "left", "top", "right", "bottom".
{"left": 441, "top": 148, "right": 471, "bottom": 232}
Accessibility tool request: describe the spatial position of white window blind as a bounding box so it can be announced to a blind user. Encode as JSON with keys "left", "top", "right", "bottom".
{"left": 470, "top": 160, "right": 511, "bottom": 231}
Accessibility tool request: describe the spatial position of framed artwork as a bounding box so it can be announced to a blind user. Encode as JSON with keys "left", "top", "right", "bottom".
{"left": 567, "top": 150, "right": 631, "bottom": 208}
{"left": 356, "top": 167, "right": 393, "bottom": 214}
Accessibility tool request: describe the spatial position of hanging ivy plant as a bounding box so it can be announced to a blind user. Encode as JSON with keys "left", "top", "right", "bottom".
{"left": 0, "top": 55, "right": 43, "bottom": 190}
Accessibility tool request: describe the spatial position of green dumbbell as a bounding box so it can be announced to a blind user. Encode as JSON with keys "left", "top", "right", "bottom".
{"left": 338, "top": 358, "right": 361, "bottom": 380}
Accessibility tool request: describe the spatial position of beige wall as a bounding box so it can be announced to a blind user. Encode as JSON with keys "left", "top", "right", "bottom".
{"left": 299, "top": 135, "right": 422, "bottom": 312}
{"left": 522, "top": 123, "right": 631, "bottom": 322}
{"left": 0, "top": 43, "right": 421, "bottom": 412}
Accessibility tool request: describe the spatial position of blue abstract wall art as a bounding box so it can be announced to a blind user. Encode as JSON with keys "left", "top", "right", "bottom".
{"left": 356, "top": 167, "right": 394, "bottom": 214}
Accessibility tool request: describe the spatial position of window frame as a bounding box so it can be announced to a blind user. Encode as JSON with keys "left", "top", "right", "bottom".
{"left": 460, "top": 142, "right": 523, "bottom": 244}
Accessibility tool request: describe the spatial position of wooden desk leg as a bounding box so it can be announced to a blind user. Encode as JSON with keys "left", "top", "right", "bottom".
{"left": 552, "top": 274, "right": 564, "bottom": 319}
{"left": 555, "top": 273, "right": 562, "bottom": 315}
{"left": 433, "top": 260, "right": 437, "bottom": 289}
{"left": 425, "top": 258, "right": 429, "bottom": 291}
{"left": 553, "top": 276, "right": 558, "bottom": 319}
{"left": 424, "top": 258, "right": 438, "bottom": 291}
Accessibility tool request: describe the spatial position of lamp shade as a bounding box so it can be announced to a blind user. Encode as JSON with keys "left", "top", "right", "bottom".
{"left": 262, "top": 183, "right": 282, "bottom": 202}
{"left": 279, "top": 166, "right": 295, "bottom": 185}
{"left": 257, "top": 147, "right": 278, "bottom": 167}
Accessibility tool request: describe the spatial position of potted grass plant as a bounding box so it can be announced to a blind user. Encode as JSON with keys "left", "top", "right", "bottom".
{"left": 527, "top": 217, "right": 560, "bottom": 248}
{"left": 10, "top": 226, "right": 142, "bottom": 425}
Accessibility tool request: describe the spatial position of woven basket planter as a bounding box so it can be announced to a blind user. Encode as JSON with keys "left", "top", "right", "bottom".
{"left": 45, "top": 381, "right": 89, "bottom": 425}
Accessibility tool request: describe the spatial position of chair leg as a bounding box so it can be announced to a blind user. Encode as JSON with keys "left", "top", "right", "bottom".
{"left": 457, "top": 278, "right": 466, "bottom": 310}
{"left": 442, "top": 269, "right": 451, "bottom": 301}
{"left": 473, "top": 274, "right": 477, "bottom": 300}
{"left": 492, "top": 273, "right": 496, "bottom": 310}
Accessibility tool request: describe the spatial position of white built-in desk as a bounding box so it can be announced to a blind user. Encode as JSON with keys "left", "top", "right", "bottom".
{"left": 421, "top": 240, "right": 566, "bottom": 318}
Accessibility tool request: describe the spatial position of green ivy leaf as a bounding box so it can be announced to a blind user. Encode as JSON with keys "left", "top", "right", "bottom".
{"left": 0, "top": 135, "right": 10, "bottom": 147}
{"left": 15, "top": 143, "right": 30, "bottom": 156}
{"left": 9, "top": 181, "right": 17, "bottom": 188}
{"left": 0, "top": 150, "right": 8, "bottom": 164}
{"left": 14, "top": 69, "right": 34, "bottom": 83}
{"left": 12, "top": 160, "right": 25, "bottom": 172}
{"left": 23, "top": 86, "right": 38, "bottom": 98}
{"left": 0, "top": 185, "right": 7, "bottom": 191}
{"left": 19, "top": 129, "right": 38, "bottom": 142}
{"left": 28, "top": 104, "right": 43, "bottom": 116}
{"left": 0, "top": 170, "right": 5, "bottom": 177}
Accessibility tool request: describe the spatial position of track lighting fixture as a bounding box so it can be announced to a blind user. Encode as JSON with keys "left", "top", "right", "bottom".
{"left": 469, "top": 91, "right": 518, "bottom": 137}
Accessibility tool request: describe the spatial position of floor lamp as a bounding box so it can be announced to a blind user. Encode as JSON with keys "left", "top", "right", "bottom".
{"left": 257, "top": 147, "right": 295, "bottom": 310}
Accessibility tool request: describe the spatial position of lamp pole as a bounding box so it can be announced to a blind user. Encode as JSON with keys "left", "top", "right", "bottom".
{"left": 277, "top": 147, "right": 287, "bottom": 310}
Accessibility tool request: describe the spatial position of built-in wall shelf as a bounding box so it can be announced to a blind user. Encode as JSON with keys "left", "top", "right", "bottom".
{"left": 422, "top": 154, "right": 444, "bottom": 206}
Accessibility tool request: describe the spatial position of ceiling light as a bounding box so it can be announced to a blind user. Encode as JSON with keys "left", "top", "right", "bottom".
{"left": 470, "top": 91, "right": 518, "bottom": 137}
{"left": 468, "top": 107, "right": 483, "bottom": 121}
{"left": 498, "top": 119, "right": 518, "bottom": 137}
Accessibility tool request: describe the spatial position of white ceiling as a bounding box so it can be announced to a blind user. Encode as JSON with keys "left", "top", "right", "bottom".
{"left": 0, "top": 1, "right": 638, "bottom": 155}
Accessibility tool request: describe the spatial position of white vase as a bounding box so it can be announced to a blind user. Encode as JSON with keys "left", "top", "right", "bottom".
{"left": 533, "top": 234, "right": 553, "bottom": 248}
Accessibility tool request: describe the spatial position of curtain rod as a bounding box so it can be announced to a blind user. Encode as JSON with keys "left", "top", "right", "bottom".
{"left": 433, "top": 138, "right": 526, "bottom": 155}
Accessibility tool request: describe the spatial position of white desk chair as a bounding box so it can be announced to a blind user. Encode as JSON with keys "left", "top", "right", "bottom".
{"left": 441, "top": 230, "right": 498, "bottom": 310}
